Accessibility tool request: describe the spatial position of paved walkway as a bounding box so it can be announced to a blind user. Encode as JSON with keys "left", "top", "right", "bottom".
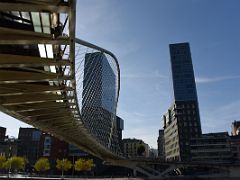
{"left": 0, "top": 176, "right": 144, "bottom": 180}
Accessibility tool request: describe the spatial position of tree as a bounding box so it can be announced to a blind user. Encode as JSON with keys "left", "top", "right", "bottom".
{"left": 34, "top": 158, "right": 50, "bottom": 173}
{"left": 84, "top": 159, "right": 94, "bottom": 171}
{"left": 56, "top": 158, "right": 72, "bottom": 176}
{"left": 3, "top": 160, "right": 10, "bottom": 171}
{"left": 0, "top": 156, "right": 6, "bottom": 170}
{"left": 137, "top": 144, "right": 145, "bottom": 156}
{"left": 74, "top": 158, "right": 94, "bottom": 172}
{"left": 74, "top": 158, "right": 84, "bottom": 172}
{"left": 10, "top": 156, "right": 25, "bottom": 171}
{"left": 3, "top": 156, "right": 25, "bottom": 172}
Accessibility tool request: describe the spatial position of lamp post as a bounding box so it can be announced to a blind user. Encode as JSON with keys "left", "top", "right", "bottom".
{"left": 61, "top": 158, "right": 65, "bottom": 179}
{"left": 7, "top": 145, "right": 12, "bottom": 179}
{"left": 72, "top": 156, "right": 74, "bottom": 177}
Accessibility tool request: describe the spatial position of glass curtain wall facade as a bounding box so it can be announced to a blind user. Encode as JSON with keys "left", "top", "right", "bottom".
{"left": 169, "top": 43, "right": 198, "bottom": 102}
{"left": 82, "top": 52, "right": 119, "bottom": 152}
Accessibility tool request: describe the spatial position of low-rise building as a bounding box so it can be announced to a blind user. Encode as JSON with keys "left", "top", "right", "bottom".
{"left": 17, "top": 127, "right": 41, "bottom": 165}
{"left": 122, "top": 138, "right": 149, "bottom": 158}
{"left": 190, "top": 132, "right": 232, "bottom": 163}
{"left": 149, "top": 148, "right": 158, "bottom": 158}
{"left": 230, "top": 121, "right": 240, "bottom": 163}
{"left": 0, "top": 127, "right": 6, "bottom": 142}
{"left": 38, "top": 132, "right": 69, "bottom": 165}
{"left": 68, "top": 144, "right": 88, "bottom": 158}
{"left": 116, "top": 116, "right": 124, "bottom": 153}
{"left": 232, "top": 120, "right": 240, "bottom": 136}
{"left": 0, "top": 137, "right": 18, "bottom": 157}
{"left": 230, "top": 135, "right": 240, "bottom": 162}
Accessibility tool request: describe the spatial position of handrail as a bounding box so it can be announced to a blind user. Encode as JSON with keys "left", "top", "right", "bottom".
{"left": 75, "top": 37, "right": 121, "bottom": 114}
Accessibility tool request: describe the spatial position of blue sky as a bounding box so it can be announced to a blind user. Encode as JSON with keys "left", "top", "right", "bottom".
{"left": 1, "top": 0, "right": 240, "bottom": 148}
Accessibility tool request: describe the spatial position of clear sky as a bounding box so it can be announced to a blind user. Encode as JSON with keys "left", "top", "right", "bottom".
{"left": 1, "top": 0, "right": 240, "bottom": 148}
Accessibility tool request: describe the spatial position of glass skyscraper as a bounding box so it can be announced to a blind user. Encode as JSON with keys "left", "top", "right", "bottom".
{"left": 82, "top": 52, "right": 116, "bottom": 113}
{"left": 169, "top": 42, "right": 198, "bottom": 102}
{"left": 163, "top": 42, "right": 202, "bottom": 162}
{"left": 82, "top": 52, "right": 119, "bottom": 152}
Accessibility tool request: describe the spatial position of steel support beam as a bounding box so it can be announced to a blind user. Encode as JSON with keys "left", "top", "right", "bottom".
{"left": 19, "top": 108, "right": 72, "bottom": 117}
{"left": 36, "top": 114, "right": 74, "bottom": 122}
{"left": 0, "top": 70, "right": 72, "bottom": 83}
{"left": 5, "top": 102, "right": 76, "bottom": 111}
{"left": 16, "top": 104, "right": 76, "bottom": 113}
{"left": 0, "top": 39, "right": 69, "bottom": 45}
{"left": 0, "top": 94, "right": 74, "bottom": 106}
{"left": 0, "top": 3, "right": 70, "bottom": 13}
{"left": 0, "top": 27, "right": 70, "bottom": 45}
{"left": 0, "top": 54, "right": 71, "bottom": 67}
{"left": 25, "top": 110, "right": 73, "bottom": 118}
{"left": 35, "top": 118, "right": 75, "bottom": 125}
{"left": 0, "top": 84, "right": 73, "bottom": 96}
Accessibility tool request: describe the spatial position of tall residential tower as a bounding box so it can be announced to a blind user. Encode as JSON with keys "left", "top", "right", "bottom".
{"left": 163, "top": 42, "right": 202, "bottom": 161}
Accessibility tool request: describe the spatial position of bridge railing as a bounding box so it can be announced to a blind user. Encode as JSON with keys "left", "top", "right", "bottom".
{"left": 65, "top": 38, "right": 121, "bottom": 154}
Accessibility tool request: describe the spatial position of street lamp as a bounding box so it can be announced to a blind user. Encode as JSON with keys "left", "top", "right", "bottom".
{"left": 61, "top": 149, "right": 67, "bottom": 179}
{"left": 8, "top": 157, "right": 11, "bottom": 178}
{"left": 7, "top": 145, "right": 12, "bottom": 179}
{"left": 61, "top": 158, "right": 65, "bottom": 179}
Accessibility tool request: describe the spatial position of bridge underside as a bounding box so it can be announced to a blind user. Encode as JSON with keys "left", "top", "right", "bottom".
{"left": 0, "top": 0, "right": 122, "bottom": 161}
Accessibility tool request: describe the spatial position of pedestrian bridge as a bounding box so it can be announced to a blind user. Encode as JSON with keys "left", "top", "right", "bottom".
{"left": 0, "top": 0, "right": 121, "bottom": 161}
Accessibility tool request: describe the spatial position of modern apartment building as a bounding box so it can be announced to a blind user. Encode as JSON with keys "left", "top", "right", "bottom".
{"left": 163, "top": 43, "right": 202, "bottom": 161}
